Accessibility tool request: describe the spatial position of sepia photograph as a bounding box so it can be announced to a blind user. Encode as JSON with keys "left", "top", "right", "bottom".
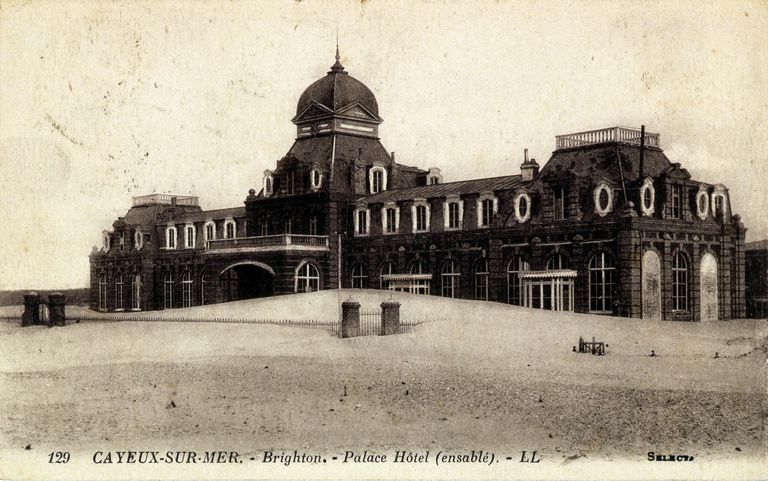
{"left": 0, "top": 0, "right": 766, "bottom": 479}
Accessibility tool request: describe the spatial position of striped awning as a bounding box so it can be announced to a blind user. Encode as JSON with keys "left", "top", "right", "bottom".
{"left": 519, "top": 269, "right": 578, "bottom": 279}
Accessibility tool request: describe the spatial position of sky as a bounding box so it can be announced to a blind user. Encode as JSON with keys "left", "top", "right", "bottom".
{"left": 0, "top": 0, "right": 766, "bottom": 290}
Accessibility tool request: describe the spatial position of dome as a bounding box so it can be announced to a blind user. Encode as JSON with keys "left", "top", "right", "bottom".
{"left": 296, "top": 50, "right": 379, "bottom": 118}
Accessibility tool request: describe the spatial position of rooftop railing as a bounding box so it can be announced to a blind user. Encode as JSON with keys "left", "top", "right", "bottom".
{"left": 555, "top": 126, "right": 660, "bottom": 150}
{"left": 206, "top": 234, "right": 329, "bottom": 252}
{"left": 132, "top": 194, "right": 200, "bottom": 207}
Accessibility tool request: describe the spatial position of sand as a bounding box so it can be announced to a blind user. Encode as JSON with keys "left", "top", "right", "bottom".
{"left": 0, "top": 290, "right": 765, "bottom": 479}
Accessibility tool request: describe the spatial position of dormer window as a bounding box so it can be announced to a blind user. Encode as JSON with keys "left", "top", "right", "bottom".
{"left": 514, "top": 192, "right": 531, "bottom": 223}
{"left": 594, "top": 183, "right": 614, "bottom": 217}
{"left": 165, "top": 224, "right": 177, "bottom": 249}
{"left": 224, "top": 218, "right": 236, "bottom": 239}
{"left": 134, "top": 230, "right": 144, "bottom": 250}
{"left": 263, "top": 170, "right": 274, "bottom": 197}
{"left": 711, "top": 185, "right": 727, "bottom": 220}
{"left": 443, "top": 195, "right": 463, "bottom": 230}
{"left": 369, "top": 165, "right": 387, "bottom": 194}
{"left": 102, "top": 232, "right": 111, "bottom": 252}
{"left": 477, "top": 193, "right": 498, "bottom": 228}
{"left": 117, "top": 231, "right": 125, "bottom": 252}
{"left": 286, "top": 170, "right": 295, "bottom": 195}
{"left": 696, "top": 187, "right": 709, "bottom": 220}
{"left": 427, "top": 167, "right": 443, "bottom": 185}
{"left": 184, "top": 222, "right": 196, "bottom": 249}
{"left": 310, "top": 168, "right": 323, "bottom": 190}
{"left": 411, "top": 199, "right": 430, "bottom": 233}
{"left": 381, "top": 202, "right": 400, "bottom": 234}
{"left": 354, "top": 205, "right": 370, "bottom": 236}
{"left": 640, "top": 178, "right": 655, "bottom": 217}
{"left": 204, "top": 221, "right": 216, "bottom": 242}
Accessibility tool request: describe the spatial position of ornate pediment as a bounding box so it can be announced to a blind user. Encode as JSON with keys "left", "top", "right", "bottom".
{"left": 337, "top": 102, "right": 381, "bottom": 121}
{"left": 293, "top": 102, "right": 334, "bottom": 122}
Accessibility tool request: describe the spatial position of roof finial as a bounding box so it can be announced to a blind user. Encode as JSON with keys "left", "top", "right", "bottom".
{"left": 330, "top": 30, "right": 346, "bottom": 73}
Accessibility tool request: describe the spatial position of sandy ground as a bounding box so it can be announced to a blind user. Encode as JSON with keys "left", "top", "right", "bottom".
{"left": 0, "top": 290, "right": 766, "bottom": 479}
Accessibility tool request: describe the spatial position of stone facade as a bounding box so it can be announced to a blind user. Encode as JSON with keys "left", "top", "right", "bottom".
{"left": 90, "top": 53, "right": 747, "bottom": 321}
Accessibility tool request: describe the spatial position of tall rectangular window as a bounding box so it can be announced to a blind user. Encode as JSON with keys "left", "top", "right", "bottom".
{"left": 185, "top": 226, "right": 195, "bottom": 248}
{"left": 480, "top": 199, "right": 493, "bottom": 227}
{"left": 309, "top": 215, "right": 318, "bottom": 236}
{"left": 448, "top": 202, "right": 460, "bottom": 229}
{"left": 287, "top": 171, "right": 295, "bottom": 195}
{"left": 357, "top": 210, "right": 368, "bottom": 235}
{"left": 415, "top": 205, "right": 427, "bottom": 231}
{"left": 554, "top": 187, "right": 565, "bottom": 220}
{"left": 671, "top": 185, "right": 682, "bottom": 219}
{"left": 385, "top": 208, "right": 397, "bottom": 233}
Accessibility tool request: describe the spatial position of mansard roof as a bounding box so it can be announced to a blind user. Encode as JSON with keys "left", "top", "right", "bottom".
{"left": 541, "top": 143, "right": 672, "bottom": 183}
{"left": 173, "top": 206, "right": 246, "bottom": 223}
{"left": 361, "top": 175, "right": 523, "bottom": 204}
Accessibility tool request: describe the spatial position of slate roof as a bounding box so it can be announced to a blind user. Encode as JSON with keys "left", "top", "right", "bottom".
{"left": 746, "top": 239, "right": 768, "bottom": 251}
{"left": 174, "top": 207, "right": 246, "bottom": 223}
{"left": 361, "top": 175, "right": 523, "bottom": 204}
{"left": 296, "top": 58, "right": 379, "bottom": 117}
{"left": 541, "top": 144, "right": 671, "bottom": 182}
{"left": 123, "top": 204, "right": 164, "bottom": 227}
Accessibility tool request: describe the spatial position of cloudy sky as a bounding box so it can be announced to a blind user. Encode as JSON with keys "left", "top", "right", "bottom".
{"left": 0, "top": 0, "right": 766, "bottom": 290}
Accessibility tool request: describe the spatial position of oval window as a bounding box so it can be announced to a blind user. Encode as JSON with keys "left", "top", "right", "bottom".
{"left": 598, "top": 188, "right": 610, "bottom": 210}
{"left": 643, "top": 187, "right": 652, "bottom": 209}
{"left": 519, "top": 196, "right": 528, "bottom": 218}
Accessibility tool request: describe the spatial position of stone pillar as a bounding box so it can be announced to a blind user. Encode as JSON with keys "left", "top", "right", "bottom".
{"left": 380, "top": 301, "right": 401, "bottom": 336}
{"left": 22, "top": 292, "right": 40, "bottom": 327}
{"left": 48, "top": 293, "right": 67, "bottom": 327}
{"left": 340, "top": 300, "right": 360, "bottom": 338}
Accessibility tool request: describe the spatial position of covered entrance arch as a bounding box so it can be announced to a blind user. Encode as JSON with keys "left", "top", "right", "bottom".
{"left": 219, "top": 262, "right": 274, "bottom": 302}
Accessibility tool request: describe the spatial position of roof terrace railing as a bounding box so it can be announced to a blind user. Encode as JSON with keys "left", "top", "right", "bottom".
{"left": 206, "top": 234, "right": 330, "bottom": 252}
{"left": 555, "top": 126, "right": 660, "bottom": 150}
{"left": 132, "top": 194, "right": 200, "bottom": 207}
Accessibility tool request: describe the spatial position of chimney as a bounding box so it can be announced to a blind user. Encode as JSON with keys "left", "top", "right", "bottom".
{"left": 391, "top": 151, "right": 395, "bottom": 162}
{"left": 520, "top": 148, "right": 539, "bottom": 182}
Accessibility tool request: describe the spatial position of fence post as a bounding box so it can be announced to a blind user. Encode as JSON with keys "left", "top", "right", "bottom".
{"left": 380, "top": 301, "right": 400, "bottom": 336}
{"left": 48, "top": 293, "right": 67, "bottom": 327}
{"left": 22, "top": 292, "right": 41, "bottom": 327}
{"left": 340, "top": 301, "right": 360, "bottom": 338}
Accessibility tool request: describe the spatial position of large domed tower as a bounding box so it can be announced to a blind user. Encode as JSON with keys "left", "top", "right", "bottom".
{"left": 256, "top": 48, "right": 426, "bottom": 200}
{"left": 292, "top": 47, "right": 383, "bottom": 139}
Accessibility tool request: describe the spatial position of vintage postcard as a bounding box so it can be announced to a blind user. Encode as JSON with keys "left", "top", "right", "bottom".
{"left": 0, "top": 0, "right": 766, "bottom": 480}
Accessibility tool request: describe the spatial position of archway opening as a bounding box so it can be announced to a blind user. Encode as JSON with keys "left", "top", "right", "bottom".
{"left": 220, "top": 264, "right": 274, "bottom": 302}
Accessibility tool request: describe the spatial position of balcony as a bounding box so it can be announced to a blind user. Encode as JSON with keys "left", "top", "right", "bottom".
{"left": 132, "top": 194, "right": 199, "bottom": 207}
{"left": 205, "top": 235, "right": 330, "bottom": 254}
{"left": 555, "top": 126, "right": 660, "bottom": 150}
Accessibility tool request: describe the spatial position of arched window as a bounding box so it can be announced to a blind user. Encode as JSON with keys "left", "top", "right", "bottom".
{"left": 296, "top": 262, "right": 320, "bottom": 293}
{"left": 410, "top": 259, "right": 427, "bottom": 274}
{"left": 131, "top": 272, "right": 141, "bottom": 310}
{"left": 474, "top": 259, "right": 489, "bottom": 300}
{"left": 163, "top": 271, "right": 174, "bottom": 309}
{"left": 98, "top": 273, "right": 107, "bottom": 311}
{"left": 369, "top": 166, "right": 387, "bottom": 194}
{"left": 672, "top": 252, "right": 689, "bottom": 311}
{"left": 134, "top": 230, "right": 144, "bottom": 250}
{"left": 441, "top": 259, "right": 460, "bottom": 298}
{"left": 199, "top": 270, "right": 208, "bottom": 306}
{"left": 182, "top": 270, "right": 193, "bottom": 308}
{"left": 383, "top": 204, "right": 400, "bottom": 234}
{"left": 263, "top": 170, "right": 274, "bottom": 197}
{"left": 103, "top": 233, "right": 111, "bottom": 252}
{"left": 114, "top": 274, "right": 124, "bottom": 311}
{"left": 478, "top": 196, "right": 496, "bottom": 228}
{"left": 412, "top": 201, "right": 429, "bottom": 233}
{"left": 351, "top": 263, "right": 367, "bottom": 289}
{"left": 165, "top": 224, "right": 177, "bottom": 249}
{"left": 380, "top": 261, "right": 393, "bottom": 290}
{"left": 546, "top": 253, "right": 569, "bottom": 270}
{"left": 589, "top": 252, "right": 615, "bottom": 312}
{"left": 507, "top": 256, "right": 529, "bottom": 305}
{"left": 204, "top": 221, "right": 216, "bottom": 242}
{"left": 222, "top": 269, "right": 239, "bottom": 302}
{"left": 185, "top": 224, "right": 196, "bottom": 249}
{"left": 224, "top": 219, "right": 236, "bottom": 239}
